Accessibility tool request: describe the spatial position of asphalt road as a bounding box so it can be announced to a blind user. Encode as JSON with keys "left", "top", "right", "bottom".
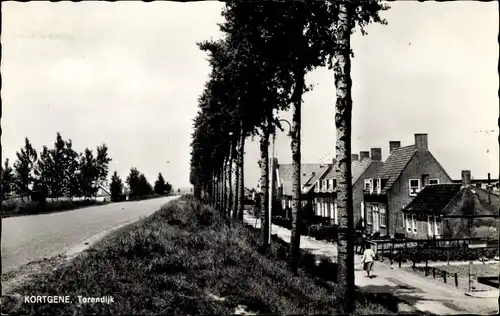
{"left": 1, "top": 196, "right": 178, "bottom": 274}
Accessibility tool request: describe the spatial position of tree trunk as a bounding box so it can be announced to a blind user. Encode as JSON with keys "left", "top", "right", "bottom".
{"left": 228, "top": 141, "right": 234, "bottom": 218}
{"left": 222, "top": 160, "right": 227, "bottom": 215}
{"left": 218, "top": 168, "right": 223, "bottom": 211}
{"left": 233, "top": 138, "right": 240, "bottom": 220}
{"left": 333, "top": 3, "right": 355, "bottom": 314}
{"left": 290, "top": 66, "right": 305, "bottom": 274}
{"left": 238, "top": 132, "right": 246, "bottom": 221}
{"left": 260, "top": 129, "right": 270, "bottom": 251}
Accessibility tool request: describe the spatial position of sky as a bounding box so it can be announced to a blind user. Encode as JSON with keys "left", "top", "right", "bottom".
{"left": 2, "top": 1, "right": 498, "bottom": 190}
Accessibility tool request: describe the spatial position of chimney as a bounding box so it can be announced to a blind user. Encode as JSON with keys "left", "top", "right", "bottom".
{"left": 389, "top": 141, "right": 401, "bottom": 154}
{"left": 487, "top": 173, "right": 491, "bottom": 185}
{"left": 370, "top": 148, "right": 382, "bottom": 161}
{"left": 359, "top": 151, "right": 370, "bottom": 160}
{"left": 351, "top": 154, "right": 359, "bottom": 161}
{"left": 461, "top": 170, "right": 471, "bottom": 187}
{"left": 312, "top": 172, "right": 316, "bottom": 177}
{"left": 415, "top": 134, "right": 428, "bottom": 151}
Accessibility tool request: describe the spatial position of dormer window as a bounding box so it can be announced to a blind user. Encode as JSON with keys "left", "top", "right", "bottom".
{"left": 364, "top": 179, "right": 373, "bottom": 192}
{"left": 429, "top": 179, "right": 439, "bottom": 185}
{"left": 409, "top": 179, "right": 421, "bottom": 196}
{"left": 322, "top": 180, "right": 327, "bottom": 190}
{"left": 373, "top": 178, "right": 381, "bottom": 194}
{"left": 376, "top": 178, "right": 382, "bottom": 194}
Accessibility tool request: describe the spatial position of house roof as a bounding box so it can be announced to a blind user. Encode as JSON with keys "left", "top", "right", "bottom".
{"left": 403, "top": 183, "right": 500, "bottom": 217}
{"left": 96, "top": 185, "right": 111, "bottom": 197}
{"left": 375, "top": 145, "right": 417, "bottom": 194}
{"left": 323, "top": 158, "right": 376, "bottom": 184}
{"left": 402, "top": 184, "right": 461, "bottom": 214}
{"left": 278, "top": 163, "right": 330, "bottom": 196}
{"left": 302, "top": 165, "right": 333, "bottom": 194}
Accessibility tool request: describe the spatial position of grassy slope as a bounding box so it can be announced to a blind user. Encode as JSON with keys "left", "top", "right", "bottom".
{"left": 5, "top": 196, "right": 394, "bottom": 315}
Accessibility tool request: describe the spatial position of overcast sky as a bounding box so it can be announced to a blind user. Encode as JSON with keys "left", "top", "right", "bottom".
{"left": 2, "top": 1, "right": 498, "bottom": 190}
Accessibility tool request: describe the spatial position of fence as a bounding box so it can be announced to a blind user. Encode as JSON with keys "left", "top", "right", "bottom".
{"left": 371, "top": 238, "right": 498, "bottom": 267}
{"left": 413, "top": 264, "right": 461, "bottom": 288}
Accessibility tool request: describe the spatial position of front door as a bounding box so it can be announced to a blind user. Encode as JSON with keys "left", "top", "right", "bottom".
{"left": 372, "top": 205, "right": 380, "bottom": 232}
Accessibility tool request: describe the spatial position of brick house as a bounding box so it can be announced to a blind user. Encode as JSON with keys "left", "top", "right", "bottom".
{"left": 402, "top": 170, "right": 499, "bottom": 239}
{"left": 273, "top": 159, "right": 329, "bottom": 218}
{"left": 310, "top": 150, "right": 383, "bottom": 227}
{"left": 363, "top": 134, "right": 453, "bottom": 237}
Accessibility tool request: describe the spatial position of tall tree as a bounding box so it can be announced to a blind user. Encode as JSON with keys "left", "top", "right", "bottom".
{"left": 95, "top": 144, "right": 112, "bottom": 189}
{"left": 79, "top": 148, "right": 98, "bottom": 199}
{"left": 330, "top": 2, "right": 388, "bottom": 313}
{"left": 154, "top": 173, "right": 167, "bottom": 195}
{"left": 33, "top": 146, "right": 53, "bottom": 203}
{"left": 64, "top": 140, "right": 82, "bottom": 198}
{"left": 165, "top": 181, "right": 172, "bottom": 195}
{"left": 0, "top": 159, "right": 15, "bottom": 200}
{"left": 126, "top": 167, "right": 141, "bottom": 198}
{"left": 13, "top": 137, "right": 38, "bottom": 200}
{"left": 110, "top": 171, "right": 123, "bottom": 202}
{"left": 49, "top": 133, "right": 67, "bottom": 199}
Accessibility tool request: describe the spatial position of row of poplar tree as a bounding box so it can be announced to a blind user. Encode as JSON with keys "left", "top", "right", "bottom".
{"left": 189, "top": 2, "right": 390, "bottom": 313}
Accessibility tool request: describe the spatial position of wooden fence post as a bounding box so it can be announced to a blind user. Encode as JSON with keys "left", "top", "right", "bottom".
{"left": 390, "top": 243, "right": 394, "bottom": 265}
{"left": 443, "top": 271, "right": 447, "bottom": 283}
{"left": 425, "top": 258, "right": 429, "bottom": 276}
{"left": 399, "top": 248, "right": 402, "bottom": 268}
{"left": 447, "top": 248, "right": 450, "bottom": 266}
{"left": 381, "top": 243, "right": 384, "bottom": 261}
{"left": 454, "top": 273, "right": 458, "bottom": 287}
{"left": 412, "top": 251, "right": 416, "bottom": 270}
{"left": 433, "top": 267, "right": 436, "bottom": 279}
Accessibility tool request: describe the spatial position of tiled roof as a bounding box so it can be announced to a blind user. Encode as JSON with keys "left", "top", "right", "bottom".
{"left": 402, "top": 184, "right": 461, "bottom": 214}
{"left": 278, "top": 163, "right": 329, "bottom": 196}
{"left": 302, "top": 165, "right": 332, "bottom": 194}
{"left": 323, "top": 158, "right": 375, "bottom": 184}
{"left": 375, "top": 145, "right": 417, "bottom": 194}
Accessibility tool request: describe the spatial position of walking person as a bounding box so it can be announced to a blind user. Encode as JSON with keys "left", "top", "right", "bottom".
{"left": 361, "top": 242, "right": 376, "bottom": 278}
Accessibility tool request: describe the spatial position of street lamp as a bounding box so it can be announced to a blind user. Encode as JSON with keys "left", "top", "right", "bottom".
{"left": 268, "top": 118, "right": 292, "bottom": 244}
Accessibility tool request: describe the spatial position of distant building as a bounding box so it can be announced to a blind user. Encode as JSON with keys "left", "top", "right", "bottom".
{"left": 95, "top": 184, "right": 112, "bottom": 202}
{"left": 363, "top": 134, "right": 453, "bottom": 237}
{"left": 271, "top": 159, "right": 329, "bottom": 218}
{"left": 308, "top": 151, "right": 383, "bottom": 227}
{"left": 402, "top": 170, "right": 499, "bottom": 239}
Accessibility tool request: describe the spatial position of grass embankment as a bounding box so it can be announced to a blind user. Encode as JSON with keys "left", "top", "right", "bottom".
{"left": 4, "top": 196, "right": 395, "bottom": 315}
{"left": 1, "top": 199, "right": 108, "bottom": 218}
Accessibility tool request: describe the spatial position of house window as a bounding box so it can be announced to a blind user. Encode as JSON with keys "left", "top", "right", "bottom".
{"left": 360, "top": 201, "right": 365, "bottom": 223}
{"left": 373, "top": 178, "right": 379, "bottom": 192}
{"left": 379, "top": 205, "right": 386, "bottom": 227}
{"left": 364, "top": 179, "right": 372, "bottom": 191}
{"left": 409, "top": 179, "right": 421, "bottom": 196}
{"left": 332, "top": 179, "right": 337, "bottom": 188}
{"left": 405, "top": 214, "right": 411, "bottom": 232}
{"left": 366, "top": 205, "right": 373, "bottom": 224}
{"left": 376, "top": 178, "right": 382, "bottom": 194}
{"left": 334, "top": 203, "right": 338, "bottom": 224}
{"left": 322, "top": 180, "right": 327, "bottom": 190}
{"left": 427, "top": 215, "right": 433, "bottom": 236}
{"left": 435, "top": 219, "right": 441, "bottom": 236}
{"left": 429, "top": 179, "right": 439, "bottom": 185}
{"left": 412, "top": 214, "right": 417, "bottom": 233}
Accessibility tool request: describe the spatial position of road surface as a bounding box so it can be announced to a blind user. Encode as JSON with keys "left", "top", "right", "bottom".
{"left": 2, "top": 196, "right": 178, "bottom": 274}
